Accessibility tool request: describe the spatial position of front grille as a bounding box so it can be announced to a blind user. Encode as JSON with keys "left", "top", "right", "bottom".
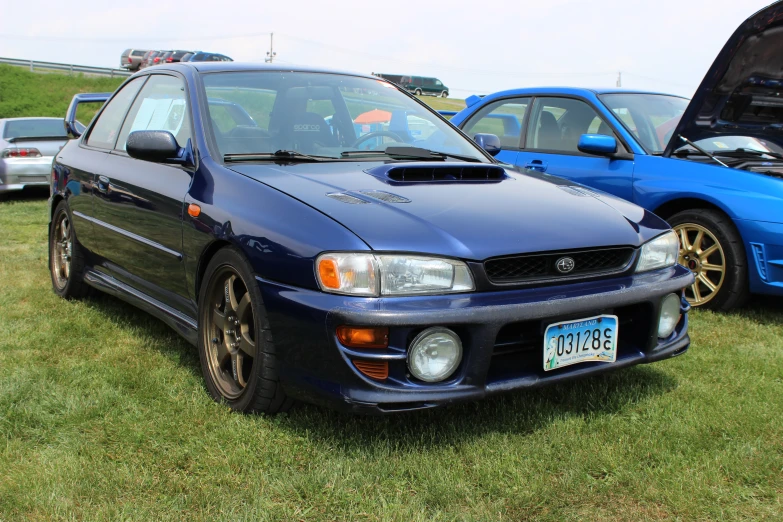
{"left": 484, "top": 247, "right": 634, "bottom": 284}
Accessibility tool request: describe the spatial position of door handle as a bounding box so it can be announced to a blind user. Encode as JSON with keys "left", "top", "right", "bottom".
{"left": 524, "top": 160, "right": 548, "bottom": 172}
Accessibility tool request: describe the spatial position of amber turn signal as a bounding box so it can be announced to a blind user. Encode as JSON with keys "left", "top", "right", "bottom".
{"left": 336, "top": 326, "right": 389, "bottom": 348}
{"left": 187, "top": 204, "right": 201, "bottom": 217}
{"left": 353, "top": 360, "right": 389, "bottom": 380}
{"left": 318, "top": 258, "right": 340, "bottom": 289}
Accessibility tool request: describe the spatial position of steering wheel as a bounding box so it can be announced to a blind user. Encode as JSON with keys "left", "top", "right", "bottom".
{"left": 352, "top": 131, "right": 404, "bottom": 149}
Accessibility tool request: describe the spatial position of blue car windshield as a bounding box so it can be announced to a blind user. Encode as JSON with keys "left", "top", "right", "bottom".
{"left": 201, "top": 71, "right": 486, "bottom": 161}
{"left": 599, "top": 93, "right": 689, "bottom": 153}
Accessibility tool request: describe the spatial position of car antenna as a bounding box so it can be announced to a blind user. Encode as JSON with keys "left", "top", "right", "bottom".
{"left": 677, "top": 135, "right": 729, "bottom": 168}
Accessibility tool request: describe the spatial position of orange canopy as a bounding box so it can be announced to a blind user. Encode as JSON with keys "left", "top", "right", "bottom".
{"left": 354, "top": 109, "right": 392, "bottom": 124}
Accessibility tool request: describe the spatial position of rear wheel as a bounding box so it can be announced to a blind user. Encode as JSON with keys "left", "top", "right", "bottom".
{"left": 49, "top": 201, "right": 89, "bottom": 299}
{"left": 668, "top": 209, "right": 748, "bottom": 311}
{"left": 197, "top": 247, "right": 292, "bottom": 414}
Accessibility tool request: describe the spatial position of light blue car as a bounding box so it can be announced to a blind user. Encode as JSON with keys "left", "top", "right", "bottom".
{"left": 449, "top": 1, "right": 783, "bottom": 311}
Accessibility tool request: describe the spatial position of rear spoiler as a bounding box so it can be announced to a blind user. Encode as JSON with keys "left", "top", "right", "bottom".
{"left": 6, "top": 135, "right": 68, "bottom": 143}
{"left": 65, "top": 92, "right": 112, "bottom": 138}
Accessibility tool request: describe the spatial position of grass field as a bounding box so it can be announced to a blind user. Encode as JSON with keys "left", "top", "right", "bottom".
{"left": 1, "top": 195, "right": 783, "bottom": 521}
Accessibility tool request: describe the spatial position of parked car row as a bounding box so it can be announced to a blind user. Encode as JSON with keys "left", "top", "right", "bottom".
{"left": 121, "top": 49, "right": 233, "bottom": 70}
{"left": 20, "top": 2, "right": 777, "bottom": 415}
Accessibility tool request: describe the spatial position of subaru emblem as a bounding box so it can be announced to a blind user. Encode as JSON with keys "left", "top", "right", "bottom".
{"left": 555, "top": 257, "right": 575, "bottom": 274}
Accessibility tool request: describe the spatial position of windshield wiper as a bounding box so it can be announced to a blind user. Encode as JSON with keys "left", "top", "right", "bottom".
{"left": 224, "top": 150, "right": 330, "bottom": 162}
{"left": 715, "top": 148, "right": 783, "bottom": 161}
{"left": 341, "top": 146, "right": 483, "bottom": 163}
{"left": 674, "top": 136, "right": 729, "bottom": 167}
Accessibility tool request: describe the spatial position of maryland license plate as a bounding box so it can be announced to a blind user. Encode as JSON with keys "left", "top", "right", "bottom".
{"left": 543, "top": 315, "right": 618, "bottom": 371}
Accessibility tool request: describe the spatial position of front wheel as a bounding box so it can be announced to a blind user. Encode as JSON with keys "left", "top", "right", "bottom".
{"left": 668, "top": 209, "right": 748, "bottom": 311}
{"left": 441, "top": 91, "right": 448, "bottom": 98}
{"left": 197, "top": 247, "right": 293, "bottom": 414}
{"left": 415, "top": 88, "right": 422, "bottom": 96}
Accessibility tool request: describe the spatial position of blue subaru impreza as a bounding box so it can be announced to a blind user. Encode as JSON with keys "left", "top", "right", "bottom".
{"left": 49, "top": 63, "right": 691, "bottom": 414}
{"left": 450, "top": 1, "right": 783, "bottom": 311}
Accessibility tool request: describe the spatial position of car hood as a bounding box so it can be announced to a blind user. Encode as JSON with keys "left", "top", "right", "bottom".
{"left": 228, "top": 162, "right": 670, "bottom": 260}
{"left": 664, "top": 1, "right": 783, "bottom": 156}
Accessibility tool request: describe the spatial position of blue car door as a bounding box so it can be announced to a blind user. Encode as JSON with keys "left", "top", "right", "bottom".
{"left": 459, "top": 97, "right": 530, "bottom": 166}
{"left": 515, "top": 96, "right": 635, "bottom": 201}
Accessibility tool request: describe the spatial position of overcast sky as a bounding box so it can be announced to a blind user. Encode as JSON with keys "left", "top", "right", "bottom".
{"left": 0, "top": 0, "right": 773, "bottom": 98}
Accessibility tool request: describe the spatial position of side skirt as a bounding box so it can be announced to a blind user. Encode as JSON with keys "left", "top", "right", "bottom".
{"left": 84, "top": 269, "right": 199, "bottom": 346}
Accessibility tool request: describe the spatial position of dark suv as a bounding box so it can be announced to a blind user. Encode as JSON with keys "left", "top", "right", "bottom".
{"left": 401, "top": 76, "right": 449, "bottom": 97}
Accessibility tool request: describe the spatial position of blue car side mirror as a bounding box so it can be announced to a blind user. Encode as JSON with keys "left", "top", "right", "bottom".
{"left": 473, "top": 133, "right": 501, "bottom": 156}
{"left": 578, "top": 134, "right": 618, "bottom": 155}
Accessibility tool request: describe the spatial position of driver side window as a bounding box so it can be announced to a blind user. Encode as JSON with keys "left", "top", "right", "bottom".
{"left": 115, "top": 75, "right": 191, "bottom": 152}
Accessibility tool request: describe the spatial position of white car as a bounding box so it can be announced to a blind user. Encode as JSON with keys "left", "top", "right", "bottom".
{"left": 0, "top": 118, "right": 80, "bottom": 195}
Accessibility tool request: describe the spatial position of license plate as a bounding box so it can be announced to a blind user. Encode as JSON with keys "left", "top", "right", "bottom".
{"left": 543, "top": 315, "right": 618, "bottom": 371}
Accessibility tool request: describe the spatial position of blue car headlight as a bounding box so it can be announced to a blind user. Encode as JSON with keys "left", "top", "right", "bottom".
{"left": 316, "top": 253, "right": 475, "bottom": 296}
{"left": 636, "top": 231, "right": 679, "bottom": 273}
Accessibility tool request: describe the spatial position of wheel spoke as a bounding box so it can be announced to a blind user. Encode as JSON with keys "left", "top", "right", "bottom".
{"left": 700, "top": 244, "right": 719, "bottom": 259}
{"left": 678, "top": 228, "right": 691, "bottom": 250}
{"left": 225, "top": 275, "right": 239, "bottom": 312}
{"left": 239, "top": 330, "right": 256, "bottom": 357}
{"left": 232, "top": 352, "right": 247, "bottom": 388}
{"left": 701, "top": 262, "right": 724, "bottom": 273}
{"left": 236, "top": 292, "right": 251, "bottom": 320}
{"left": 693, "top": 230, "right": 704, "bottom": 252}
{"left": 212, "top": 307, "right": 226, "bottom": 330}
{"left": 691, "top": 283, "right": 702, "bottom": 302}
{"left": 215, "top": 339, "right": 229, "bottom": 365}
{"left": 698, "top": 273, "right": 717, "bottom": 293}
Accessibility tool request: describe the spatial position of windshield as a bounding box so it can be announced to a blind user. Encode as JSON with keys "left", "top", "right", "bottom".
{"left": 3, "top": 119, "right": 68, "bottom": 139}
{"left": 201, "top": 71, "right": 487, "bottom": 161}
{"left": 599, "top": 94, "right": 689, "bottom": 153}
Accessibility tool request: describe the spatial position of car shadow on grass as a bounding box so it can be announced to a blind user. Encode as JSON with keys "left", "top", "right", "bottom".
{"left": 280, "top": 364, "right": 678, "bottom": 452}
{"left": 734, "top": 296, "right": 783, "bottom": 327}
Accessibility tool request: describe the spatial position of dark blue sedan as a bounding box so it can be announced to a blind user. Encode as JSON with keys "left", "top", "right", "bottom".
{"left": 449, "top": 1, "right": 783, "bottom": 312}
{"left": 49, "top": 63, "right": 692, "bottom": 414}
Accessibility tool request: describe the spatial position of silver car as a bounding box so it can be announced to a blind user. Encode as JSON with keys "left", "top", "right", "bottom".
{"left": 0, "top": 118, "right": 77, "bottom": 194}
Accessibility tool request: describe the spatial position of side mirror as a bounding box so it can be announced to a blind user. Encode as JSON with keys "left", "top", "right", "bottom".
{"left": 473, "top": 133, "right": 501, "bottom": 156}
{"left": 577, "top": 134, "right": 617, "bottom": 155}
{"left": 127, "top": 130, "right": 181, "bottom": 163}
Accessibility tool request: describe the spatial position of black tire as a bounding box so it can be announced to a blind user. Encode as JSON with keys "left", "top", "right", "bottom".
{"left": 49, "top": 200, "right": 89, "bottom": 299}
{"left": 197, "top": 247, "right": 293, "bottom": 414}
{"left": 415, "top": 88, "right": 422, "bottom": 96}
{"left": 668, "top": 208, "right": 749, "bottom": 311}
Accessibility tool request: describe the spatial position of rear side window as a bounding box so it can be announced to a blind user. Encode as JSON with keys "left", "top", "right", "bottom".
{"left": 116, "top": 74, "right": 191, "bottom": 151}
{"left": 86, "top": 77, "right": 146, "bottom": 149}
{"left": 131, "top": 50, "right": 146, "bottom": 57}
{"left": 3, "top": 119, "right": 67, "bottom": 139}
{"left": 527, "top": 97, "right": 607, "bottom": 153}
{"left": 462, "top": 97, "right": 530, "bottom": 149}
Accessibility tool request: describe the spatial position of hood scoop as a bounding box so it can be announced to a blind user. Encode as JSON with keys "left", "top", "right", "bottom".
{"left": 366, "top": 163, "right": 507, "bottom": 184}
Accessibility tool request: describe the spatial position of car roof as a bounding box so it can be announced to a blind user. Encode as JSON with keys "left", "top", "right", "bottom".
{"left": 152, "top": 61, "right": 377, "bottom": 79}
{"left": 478, "top": 86, "right": 688, "bottom": 99}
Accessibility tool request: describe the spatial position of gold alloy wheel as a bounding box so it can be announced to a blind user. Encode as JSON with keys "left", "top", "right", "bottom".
{"left": 51, "top": 213, "right": 72, "bottom": 290}
{"left": 673, "top": 223, "right": 726, "bottom": 306}
{"left": 204, "top": 267, "right": 257, "bottom": 400}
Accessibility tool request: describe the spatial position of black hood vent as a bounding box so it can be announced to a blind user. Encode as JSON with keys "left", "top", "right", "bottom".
{"left": 367, "top": 164, "right": 507, "bottom": 184}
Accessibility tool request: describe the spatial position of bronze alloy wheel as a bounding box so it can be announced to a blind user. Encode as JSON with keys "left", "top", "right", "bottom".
{"left": 51, "top": 211, "right": 73, "bottom": 290}
{"left": 203, "top": 267, "right": 257, "bottom": 400}
{"left": 674, "top": 223, "right": 726, "bottom": 306}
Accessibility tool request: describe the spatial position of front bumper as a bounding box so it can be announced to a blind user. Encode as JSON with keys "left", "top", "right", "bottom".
{"left": 259, "top": 264, "right": 694, "bottom": 414}
{"left": 735, "top": 218, "right": 783, "bottom": 296}
{"left": 0, "top": 157, "right": 52, "bottom": 193}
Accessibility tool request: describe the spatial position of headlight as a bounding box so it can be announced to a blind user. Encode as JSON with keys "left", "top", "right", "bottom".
{"left": 316, "top": 253, "right": 474, "bottom": 296}
{"left": 636, "top": 231, "right": 679, "bottom": 273}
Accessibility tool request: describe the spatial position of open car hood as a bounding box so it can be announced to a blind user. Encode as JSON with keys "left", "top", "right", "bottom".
{"left": 664, "top": 1, "right": 783, "bottom": 156}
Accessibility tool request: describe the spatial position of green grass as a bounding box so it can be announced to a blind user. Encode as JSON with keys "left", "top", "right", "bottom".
{"left": 1, "top": 197, "right": 783, "bottom": 521}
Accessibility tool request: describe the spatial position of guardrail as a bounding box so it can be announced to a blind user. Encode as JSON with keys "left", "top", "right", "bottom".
{"left": 0, "top": 57, "right": 132, "bottom": 78}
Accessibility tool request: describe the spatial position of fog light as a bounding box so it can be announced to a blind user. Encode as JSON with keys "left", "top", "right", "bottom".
{"left": 658, "top": 293, "right": 681, "bottom": 338}
{"left": 407, "top": 327, "right": 462, "bottom": 382}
